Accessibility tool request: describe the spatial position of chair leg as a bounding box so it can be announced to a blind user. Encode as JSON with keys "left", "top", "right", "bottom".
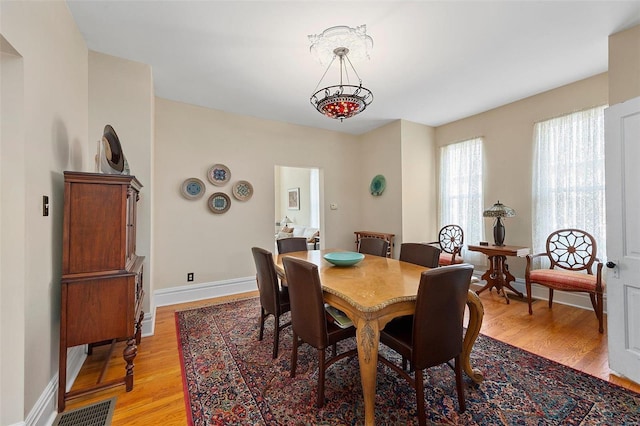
{"left": 526, "top": 280, "right": 533, "bottom": 315}
{"left": 290, "top": 332, "right": 298, "bottom": 378}
{"left": 548, "top": 288, "right": 554, "bottom": 308}
{"left": 258, "top": 307, "right": 266, "bottom": 341}
{"left": 317, "top": 348, "right": 326, "bottom": 408}
{"left": 587, "top": 292, "right": 605, "bottom": 333}
{"left": 272, "top": 314, "right": 280, "bottom": 359}
{"left": 454, "top": 355, "right": 466, "bottom": 413}
{"left": 415, "top": 369, "right": 426, "bottom": 426}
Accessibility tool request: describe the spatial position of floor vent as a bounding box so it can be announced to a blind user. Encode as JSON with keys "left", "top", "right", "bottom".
{"left": 53, "top": 397, "right": 116, "bottom": 426}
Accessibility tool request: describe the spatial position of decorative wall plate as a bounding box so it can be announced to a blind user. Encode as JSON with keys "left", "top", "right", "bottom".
{"left": 180, "top": 178, "right": 206, "bottom": 200}
{"left": 208, "top": 192, "right": 231, "bottom": 214}
{"left": 232, "top": 180, "right": 253, "bottom": 201}
{"left": 370, "top": 174, "right": 386, "bottom": 196}
{"left": 207, "top": 164, "right": 231, "bottom": 186}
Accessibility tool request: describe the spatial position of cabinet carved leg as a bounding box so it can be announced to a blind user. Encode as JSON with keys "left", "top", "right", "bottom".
{"left": 123, "top": 338, "right": 137, "bottom": 392}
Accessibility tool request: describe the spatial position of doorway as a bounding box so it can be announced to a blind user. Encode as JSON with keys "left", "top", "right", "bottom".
{"left": 274, "top": 166, "right": 321, "bottom": 245}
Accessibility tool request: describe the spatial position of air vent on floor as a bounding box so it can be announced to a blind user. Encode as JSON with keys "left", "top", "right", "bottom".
{"left": 53, "top": 397, "right": 116, "bottom": 426}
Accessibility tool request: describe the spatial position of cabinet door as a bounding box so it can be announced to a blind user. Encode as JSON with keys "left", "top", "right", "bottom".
{"left": 65, "top": 182, "right": 128, "bottom": 274}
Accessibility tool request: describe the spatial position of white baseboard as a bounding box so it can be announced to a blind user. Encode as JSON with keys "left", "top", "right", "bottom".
{"left": 471, "top": 271, "right": 607, "bottom": 313}
{"left": 153, "top": 276, "right": 257, "bottom": 308}
{"left": 142, "top": 276, "right": 257, "bottom": 338}
{"left": 23, "top": 345, "right": 86, "bottom": 426}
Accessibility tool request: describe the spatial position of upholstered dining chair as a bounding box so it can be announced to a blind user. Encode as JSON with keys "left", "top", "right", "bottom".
{"left": 358, "top": 237, "right": 390, "bottom": 257}
{"left": 428, "top": 224, "right": 464, "bottom": 266}
{"left": 399, "top": 243, "right": 441, "bottom": 268}
{"left": 379, "top": 264, "right": 474, "bottom": 424}
{"left": 282, "top": 256, "right": 357, "bottom": 408}
{"left": 277, "top": 237, "right": 309, "bottom": 254}
{"left": 525, "top": 228, "right": 605, "bottom": 333}
{"left": 251, "top": 247, "right": 291, "bottom": 358}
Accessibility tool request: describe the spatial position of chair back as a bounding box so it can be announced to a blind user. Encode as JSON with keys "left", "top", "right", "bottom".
{"left": 545, "top": 228, "right": 597, "bottom": 273}
{"left": 399, "top": 243, "right": 441, "bottom": 268}
{"left": 438, "top": 224, "right": 464, "bottom": 255}
{"left": 282, "top": 257, "right": 328, "bottom": 348}
{"left": 277, "top": 237, "right": 309, "bottom": 254}
{"left": 251, "top": 247, "right": 282, "bottom": 316}
{"left": 358, "top": 237, "right": 389, "bottom": 257}
{"left": 412, "top": 264, "right": 473, "bottom": 369}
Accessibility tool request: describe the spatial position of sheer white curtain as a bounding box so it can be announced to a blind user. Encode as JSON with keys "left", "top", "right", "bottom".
{"left": 532, "top": 105, "right": 607, "bottom": 259}
{"left": 440, "top": 138, "right": 484, "bottom": 263}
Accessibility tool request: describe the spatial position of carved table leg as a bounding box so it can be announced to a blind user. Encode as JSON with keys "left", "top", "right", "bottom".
{"left": 476, "top": 255, "right": 498, "bottom": 295}
{"left": 355, "top": 316, "right": 380, "bottom": 426}
{"left": 463, "top": 290, "right": 485, "bottom": 383}
{"left": 502, "top": 262, "right": 523, "bottom": 299}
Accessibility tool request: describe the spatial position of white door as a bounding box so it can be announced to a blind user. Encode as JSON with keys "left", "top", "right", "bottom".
{"left": 605, "top": 96, "right": 640, "bottom": 384}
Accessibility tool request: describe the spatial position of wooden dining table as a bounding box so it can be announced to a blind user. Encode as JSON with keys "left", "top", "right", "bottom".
{"left": 274, "top": 249, "right": 485, "bottom": 426}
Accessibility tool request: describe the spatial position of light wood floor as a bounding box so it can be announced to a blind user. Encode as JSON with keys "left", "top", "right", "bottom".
{"left": 65, "top": 286, "right": 640, "bottom": 425}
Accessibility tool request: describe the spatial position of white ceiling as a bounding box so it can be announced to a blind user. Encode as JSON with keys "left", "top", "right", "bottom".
{"left": 66, "top": 1, "right": 640, "bottom": 135}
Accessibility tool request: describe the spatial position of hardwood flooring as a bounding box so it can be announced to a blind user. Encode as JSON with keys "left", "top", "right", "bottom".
{"left": 64, "top": 286, "right": 640, "bottom": 424}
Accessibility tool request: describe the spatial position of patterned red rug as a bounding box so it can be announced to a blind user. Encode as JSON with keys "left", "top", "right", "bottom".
{"left": 175, "top": 297, "right": 640, "bottom": 425}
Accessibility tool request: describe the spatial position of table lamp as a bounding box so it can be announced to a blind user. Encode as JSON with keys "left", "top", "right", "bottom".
{"left": 281, "top": 216, "right": 292, "bottom": 229}
{"left": 483, "top": 201, "right": 515, "bottom": 246}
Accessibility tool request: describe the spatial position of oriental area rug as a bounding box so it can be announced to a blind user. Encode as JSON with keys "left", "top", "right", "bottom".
{"left": 175, "top": 297, "right": 640, "bottom": 425}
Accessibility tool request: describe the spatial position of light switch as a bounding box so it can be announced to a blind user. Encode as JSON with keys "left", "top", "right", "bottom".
{"left": 43, "top": 195, "right": 49, "bottom": 216}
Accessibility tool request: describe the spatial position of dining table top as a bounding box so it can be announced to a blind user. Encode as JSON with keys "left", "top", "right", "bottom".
{"left": 274, "top": 249, "right": 432, "bottom": 313}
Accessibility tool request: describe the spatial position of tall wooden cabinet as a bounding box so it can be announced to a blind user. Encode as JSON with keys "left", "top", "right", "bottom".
{"left": 58, "top": 171, "right": 145, "bottom": 412}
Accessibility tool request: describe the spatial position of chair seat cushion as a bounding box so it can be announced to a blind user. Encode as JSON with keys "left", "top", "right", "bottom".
{"left": 439, "top": 253, "right": 463, "bottom": 266}
{"left": 529, "top": 269, "right": 604, "bottom": 292}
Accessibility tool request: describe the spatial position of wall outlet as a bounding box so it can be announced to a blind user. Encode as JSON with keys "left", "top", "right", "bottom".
{"left": 187, "top": 272, "right": 194, "bottom": 282}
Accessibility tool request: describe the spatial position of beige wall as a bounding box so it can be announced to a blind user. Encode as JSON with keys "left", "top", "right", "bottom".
{"left": 153, "top": 98, "right": 361, "bottom": 290}
{"left": 88, "top": 51, "right": 155, "bottom": 314}
{"left": 0, "top": 0, "right": 88, "bottom": 422}
{"left": 609, "top": 25, "right": 640, "bottom": 105}
{"left": 400, "top": 120, "right": 437, "bottom": 244}
{"left": 357, "top": 121, "right": 404, "bottom": 256}
{"left": 435, "top": 73, "right": 609, "bottom": 277}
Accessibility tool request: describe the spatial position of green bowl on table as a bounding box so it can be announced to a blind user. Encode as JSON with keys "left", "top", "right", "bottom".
{"left": 323, "top": 251, "right": 365, "bottom": 266}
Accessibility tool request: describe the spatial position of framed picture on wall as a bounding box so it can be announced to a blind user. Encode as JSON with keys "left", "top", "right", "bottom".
{"left": 288, "top": 187, "right": 300, "bottom": 210}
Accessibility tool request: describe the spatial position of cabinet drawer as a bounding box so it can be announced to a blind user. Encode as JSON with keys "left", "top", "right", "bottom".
{"left": 63, "top": 275, "right": 136, "bottom": 347}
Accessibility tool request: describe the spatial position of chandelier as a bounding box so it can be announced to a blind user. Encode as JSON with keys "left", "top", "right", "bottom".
{"left": 309, "top": 25, "right": 374, "bottom": 121}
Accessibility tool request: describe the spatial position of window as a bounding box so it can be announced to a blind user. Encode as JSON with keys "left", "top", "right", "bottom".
{"left": 532, "top": 105, "right": 607, "bottom": 258}
{"left": 439, "top": 137, "right": 484, "bottom": 262}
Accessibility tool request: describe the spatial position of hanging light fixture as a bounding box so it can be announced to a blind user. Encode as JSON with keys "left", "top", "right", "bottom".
{"left": 309, "top": 25, "right": 374, "bottom": 121}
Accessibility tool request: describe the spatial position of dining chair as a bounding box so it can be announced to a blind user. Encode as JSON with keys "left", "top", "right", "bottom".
{"left": 399, "top": 243, "right": 441, "bottom": 268}
{"left": 379, "top": 264, "right": 474, "bottom": 424}
{"left": 525, "top": 228, "right": 605, "bottom": 333}
{"left": 251, "top": 247, "right": 292, "bottom": 358}
{"left": 428, "top": 224, "right": 464, "bottom": 266}
{"left": 358, "top": 237, "right": 390, "bottom": 257}
{"left": 277, "top": 237, "right": 309, "bottom": 254}
{"left": 282, "top": 256, "right": 357, "bottom": 408}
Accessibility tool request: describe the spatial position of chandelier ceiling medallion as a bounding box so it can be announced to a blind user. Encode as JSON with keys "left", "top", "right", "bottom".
{"left": 308, "top": 25, "right": 374, "bottom": 121}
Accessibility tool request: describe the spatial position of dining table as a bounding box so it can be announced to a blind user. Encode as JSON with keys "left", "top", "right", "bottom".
{"left": 274, "top": 249, "right": 485, "bottom": 426}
